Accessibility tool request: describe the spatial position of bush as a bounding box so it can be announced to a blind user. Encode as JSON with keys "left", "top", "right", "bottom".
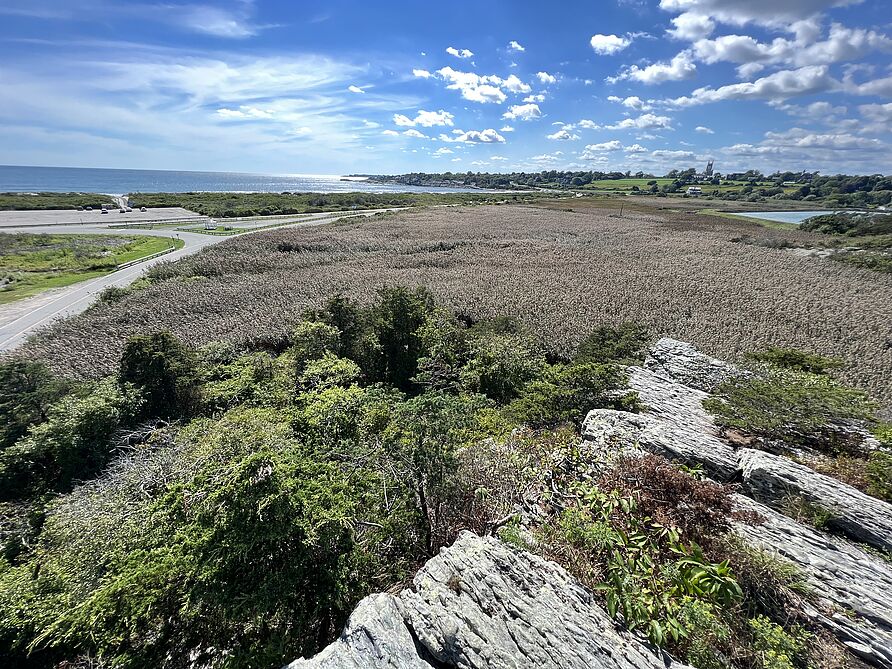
{"left": 0, "top": 379, "right": 142, "bottom": 499}
{"left": 746, "top": 347, "right": 842, "bottom": 375}
{"left": 749, "top": 615, "right": 810, "bottom": 669}
{"left": 574, "top": 323, "right": 650, "bottom": 364}
{"left": 506, "top": 362, "right": 635, "bottom": 427}
{"left": 703, "top": 368, "right": 876, "bottom": 452}
{"left": 866, "top": 451, "right": 892, "bottom": 502}
{"left": 0, "top": 360, "right": 71, "bottom": 452}
{"left": 119, "top": 331, "right": 200, "bottom": 419}
{"left": 459, "top": 330, "right": 547, "bottom": 403}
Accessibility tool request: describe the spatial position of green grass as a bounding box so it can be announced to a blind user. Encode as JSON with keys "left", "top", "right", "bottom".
{"left": 0, "top": 192, "right": 117, "bottom": 210}
{"left": 0, "top": 233, "right": 184, "bottom": 303}
{"left": 698, "top": 209, "right": 799, "bottom": 231}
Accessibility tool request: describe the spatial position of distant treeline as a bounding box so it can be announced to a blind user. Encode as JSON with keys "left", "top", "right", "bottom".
{"left": 367, "top": 170, "right": 892, "bottom": 207}
{"left": 126, "top": 190, "right": 545, "bottom": 218}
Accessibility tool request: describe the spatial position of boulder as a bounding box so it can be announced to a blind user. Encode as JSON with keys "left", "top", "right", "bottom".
{"left": 642, "top": 338, "right": 743, "bottom": 392}
{"left": 291, "top": 532, "right": 693, "bottom": 669}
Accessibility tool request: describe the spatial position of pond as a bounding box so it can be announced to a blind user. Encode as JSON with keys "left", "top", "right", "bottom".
{"left": 734, "top": 210, "right": 839, "bottom": 224}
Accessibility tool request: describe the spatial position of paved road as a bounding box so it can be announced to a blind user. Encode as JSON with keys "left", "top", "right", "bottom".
{"left": 0, "top": 208, "right": 397, "bottom": 352}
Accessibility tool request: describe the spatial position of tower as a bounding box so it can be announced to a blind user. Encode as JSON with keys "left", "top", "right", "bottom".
{"left": 705, "top": 159, "right": 715, "bottom": 177}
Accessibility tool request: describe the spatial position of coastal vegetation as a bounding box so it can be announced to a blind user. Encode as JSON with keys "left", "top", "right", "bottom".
{"left": 0, "top": 192, "right": 116, "bottom": 211}
{"left": 126, "top": 190, "right": 550, "bottom": 217}
{"left": 3, "top": 289, "right": 884, "bottom": 668}
{"left": 19, "top": 204, "right": 892, "bottom": 405}
{"left": 369, "top": 170, "right": 892, "bottom": 207}
{"left": 0, "top": 233, "right": 183, "bottom": 303}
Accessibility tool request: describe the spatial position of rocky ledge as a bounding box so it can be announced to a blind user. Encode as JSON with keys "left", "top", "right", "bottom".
{"left": 287, "top": 531, "right": 691, "bottom": 669}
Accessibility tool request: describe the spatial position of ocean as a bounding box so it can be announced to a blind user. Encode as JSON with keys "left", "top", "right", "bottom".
{"left": 0, "top": 165, "right": 483, "bottom": 195}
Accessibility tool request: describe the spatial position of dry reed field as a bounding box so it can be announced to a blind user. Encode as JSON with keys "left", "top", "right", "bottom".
{"left": 17, "top": 203, "right": 892, "bottom": 404}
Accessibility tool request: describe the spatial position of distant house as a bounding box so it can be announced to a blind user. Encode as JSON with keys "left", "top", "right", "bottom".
{"left": 686, "top": 187, "right": 702, "bottom": 197}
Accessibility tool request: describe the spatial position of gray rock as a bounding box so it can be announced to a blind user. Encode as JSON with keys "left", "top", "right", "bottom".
{"left": 734, "top": 496, "right": 892, "bottom": 669}
{"left": 642, "top": 338, "right": 743, "bottom": 392}
{"left": 400, "top": 532, "right": 691, "bottom": 669}
{"left": 738, "top": 448, "right": 892, "bottom": 552}
{"left": 284, "top": 594, "right": 434, "bottom": 669}
{"left": 291, "top": 532, "right": 693, "bottom": 669}
{"left": 581, "top": 406, "right": 738, "bottom": 480}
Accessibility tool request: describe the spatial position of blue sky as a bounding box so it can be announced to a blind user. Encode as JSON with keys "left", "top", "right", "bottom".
{"left": 0, "top": 0, "right": 890, "bottom": 175}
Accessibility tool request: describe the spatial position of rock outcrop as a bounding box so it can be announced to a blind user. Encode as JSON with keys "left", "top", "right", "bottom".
{"left": 738, "top": 447, "right": 892, "bottom": 552}
{"left": 289, "top": 532, "right": 691, "bottom": 669}
{"left": 581, "top": 338, "right": 892, "bottom": 668}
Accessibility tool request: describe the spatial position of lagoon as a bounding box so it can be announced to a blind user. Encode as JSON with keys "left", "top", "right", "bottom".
{"left": 735, "top": 210, "right": 838, "bottom": 224}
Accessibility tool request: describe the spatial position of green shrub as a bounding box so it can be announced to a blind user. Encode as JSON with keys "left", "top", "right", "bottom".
{"left": 749, "top": 615, "right": 810, "bottom": 669}
{"left": 0, "top": 379, "right": 142, "bottom": 499}
{"left": 460, "top": 330, "right": 547, "bottom": 403}
{"left": 506, "top": 362, "right": 635, "bottom": 427}
{"left": 574, "top": 323, "right": 650, "bottom": 364}
{"left": 703, "top": 368, "right": 876, "bottom": 451}
{"left": 119, "top": 331, "right": 199, "bottom": 419}
{"left": 292, "top": 320, "right": 340, "bottom": 372}
{"left": 866, "top": 451, "right": 892, "bottom": 502}
{"left": 746, "top": 347, "right": 841, "bottom": 375}
{"left": 0, "top": 360, "right": 71, "bottom": 452}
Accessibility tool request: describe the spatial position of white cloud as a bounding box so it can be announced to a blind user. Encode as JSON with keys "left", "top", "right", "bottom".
{"left": 382, "top": 129, "right": 400, "bottom": 136}
{"left": 403, "top": 128, "right": 427, "bottom": 138}
{"left": 590, "top": 34, "right": 632, "bottom": 55}
{"left": 500, "top": 125, "right": 515, "bottom": 132}
{"left": 216, "top": 106, "right": 273, "bottom": 119}
{"left": 537, "top": 71, "right": 557, "bottom": 84}
{"left": 607, "top": 95, "right": 652, "bottom": 111}
{"left": 434, "top": 147, "right": 454, "bottom": 155}
{"left": 652, "top": 149, "right": 696, "bottom": 159}
{"left": 585, "top": 140, "right": 624, "bottom": 151}
{"left": 491, "top": 155, "right": 509, "bottom": 161}
{"left": 625, "top": 143, "right": 649, "bottom": 153}
{"left": 860, "top": 102, "right": 892, "bottom": 123}
{"left": 547, "top": 129, "right": 580, "bottom": 140}
{"left": 668, "top": 65, "right": 838, "bottom": 106}
{"left": 347, "top": 85, "right": 364, "bottom": 94}
{"left": 508, "top": 40, "right": 525, "bottom": 52}
{"left": 607, "top": 113, "right": 673, "bottom": 130}
{"left": 446, "top": 46, "right": 474, "bottom": 59}
{"left": 450, "top": 128, "right": 507, "bottom": 143}
{"left": 413, "top": 68, "right": 432, "bottom": 78}
{"left": 578, "top": 119, "right": 600, "bottom": 129}
{"left": 393, "top": 109, "right": 455, "bottom": 127}
{"left": 668, "top": 12, "right": 715, "bottom": 40}
{"left": 523, "top": 93, "right": 545, "bottom": 103}
{"left": 503, "top": 74, "right": 532, "bottom": 93}
{"left": 612, "top": 51, "right": 697, "bottom": 84}
{"left": 695, "top": 125, "right": 715, "bottom": 133}
{"left": 658, "top": 0, "right": 863, "bottom": 30}
{"left": 502, "top": 103, "right": 542, "bottom": 121}
{"left": 437, "top": 67, "right": 508, "bottom": 103}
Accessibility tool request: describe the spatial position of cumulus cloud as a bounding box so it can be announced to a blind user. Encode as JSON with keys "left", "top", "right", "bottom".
{"left": 625, "top": 143, "right": 649, "bottom": 153}
{"left": 652, "top": 149, "right": 696, "bottom": 159}
{"left": 586, "top": 140, "right": 623, "bottom": 151}
{"left": 433, "top": 147, "right": 453, "bottom": 155}
{"left": 668, "top": 12, "right": 715, "bottom": 40}
{"left": 450, "top": 128, "right": 507, "bottom": 143}
{"left": 537, "top": 71, "right": 557, "bottom": 84}
{"left": 578, "top": 119, "right": 600, "bottom": 129}
{"left": 502, "top": 103, "right": 542, "bottom": 121}
{"left": 393, "top": 109, "right": 455, "bottom": 127}
{"left": 524, "top": 93, "right": 545, "bottom": 103}
{"left": 607, "top": 95, "right": 652, "bottom": 111}
{"left": 412, "top": 68, "right": 432, "bottom": 78}
{"left": 590, "top": 34, "right": 632, "bottom": 55}
{"left": 382, "top": 129, "right": 400, "bottom": 136}
{"left": 434, "top": 67, "right": 532, "bottom": 104}
{"left": 695, "top": 125, "right": 715, "bottom": 133}
{"left": 658, "top": 0, "right": 863, "bottom": 30}
{"left": 402, "top": 128, "right": 427, "bottom": 138}
{"left": 607, "top": 113, "right": 673, "bottom": 130}
{"left": 668, "top": 65, "right": 838, "bottom": 106}
{"left": 508, "top": 40, "right": 525, "bottom": 52}
{"left": 446, "top": 46, "right": 474, "bottom": 58}
{"left": 611, "top": 51, "right": 697, "bottom": 84}
{"left": 500, "top": 125, "right": 515, "bottom": 132}
{"left": 860, "top": 102, "right": 892, "bottom": 123}
{"left": 347, "top": 85, "right": 364, "bottom": 93}
{"left": 547, "top": 128, "right": 580, "bottom": 140}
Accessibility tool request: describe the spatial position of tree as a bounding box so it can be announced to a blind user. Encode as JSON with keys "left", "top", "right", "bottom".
{"left": 119, "top": 331, "right": 199, "bottom": 419}
{"left": 0, "top": 360, "right": 70, "bottom": 452}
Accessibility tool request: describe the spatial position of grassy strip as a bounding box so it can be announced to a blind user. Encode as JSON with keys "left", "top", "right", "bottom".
{"left": 0, "top": 192, "right": 116, "bottom": 211}
{"left": 698, "top": 208, "right": 799, "bottom": 231}
{"left": 0, "top": 233, "right": 184, "bottom": 303}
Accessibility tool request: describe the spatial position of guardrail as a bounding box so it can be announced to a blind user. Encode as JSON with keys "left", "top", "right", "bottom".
{"left": 115, "top": 245, "right": 179, "bottom": 270}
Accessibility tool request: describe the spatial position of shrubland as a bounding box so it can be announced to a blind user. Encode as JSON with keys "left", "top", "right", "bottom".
{"left": 0, "top": 193, "right": 116, "bottom": 211}
{"left": 18, "top": 205, "right": 892, "bottom": 405}
{"left": 0, "top": 287, "right": 882, "bottom": 667}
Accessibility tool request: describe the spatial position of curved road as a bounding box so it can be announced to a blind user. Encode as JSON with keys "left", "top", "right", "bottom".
{"left": 0, "top": 209, "right": 397, "bottom": 352}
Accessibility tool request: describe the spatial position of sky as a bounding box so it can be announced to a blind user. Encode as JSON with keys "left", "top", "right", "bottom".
{"left": 0, "top": 0, "right": 890, "bottom": 176}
